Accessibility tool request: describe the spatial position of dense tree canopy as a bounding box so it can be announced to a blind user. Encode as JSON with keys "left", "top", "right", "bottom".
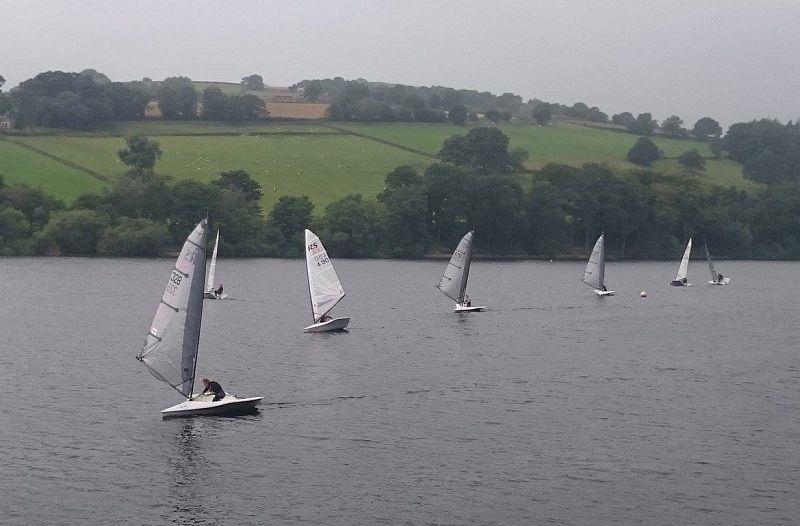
{"left": 241, "top": 74, "right": 265, "bottom": 90}
{"left": 438, "top": 127, "right": 523, "bottom": 173}
{"left": 627, "top": 137, "right": 661, "bottom": 165}
{"left": 156, "top": 77, "right": 197, "bottom": 120}
{"left": 723, "top": 119, "right": 800, "bottom": 183}
{"left": 626, "top": 113, "right": 657, "bottom": 135}
{"left": 693, "top": 117, "right": 723, "bottom": 139}
{"left": 661, "top": 115, "right": 688, "bottom": 137}
{"left": 8, "top": 70, "right": 149, "bottom": 129}
{"left": 678, "top": 149, "right": 706, "bottom": 170}
{"left": 118, "top": 135, "right": 162, "bottom": 176}
{"left": 531, "top": 102, "right": 552, "bottom": 125}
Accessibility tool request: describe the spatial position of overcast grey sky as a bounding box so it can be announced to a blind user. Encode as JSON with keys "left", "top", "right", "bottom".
{"left": 2, "top": 0, "right": 798, "bottom": 127}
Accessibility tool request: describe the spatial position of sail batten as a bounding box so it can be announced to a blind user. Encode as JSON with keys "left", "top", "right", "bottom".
{"left": 437, "top": 230, "right": 474, "bottom": 303}
{"left": 206, "top": 230, "right": 219, "bottom": 292}
{"left": 305, "top": 229, "right": 346, "bottom": 323}
{"left": 675, "top": 238, "right": 692, "bottom": 281}
{"left": 138, "top": 219, "right": 208, "bottom": 398}
{"left": 582, "top": 234, "right": 606, "bottom": 290}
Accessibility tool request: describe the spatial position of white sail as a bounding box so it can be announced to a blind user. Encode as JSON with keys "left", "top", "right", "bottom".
{"left": 437, "top": 230, "right": 474, "bottom": 303}
{"left": 704, "top": 242, "right": 718, "bottom": 281}
{"left": 305, "top": 229, "right": 345, "bottom": 323}
{"left": 675, "top": 238, "right": 692, "bottom": 281}
{"left": 582, "top": 233, "right": 605, "bottom": 290}
{"left": 206, "top": 230, "right": 220, "bottom": 292}
{"left": 138, "top": 219, "right": 208, "bottom": 398}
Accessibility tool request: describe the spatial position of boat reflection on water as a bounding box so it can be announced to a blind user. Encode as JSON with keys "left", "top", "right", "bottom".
{"left": 168, "top": 420, "right": 210, "bottom": 525}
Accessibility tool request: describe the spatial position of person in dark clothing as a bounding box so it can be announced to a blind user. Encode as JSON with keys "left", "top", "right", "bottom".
{"left": 717, "top": 273, "right": 724, "bottom": 283}
{"left": 602, "top": 285, "right": 608, "bottom": 292}
{"left": 214, "top": 283, "right": 224, "bottom": 297}
{"left": 201, "top": 378, "right": 226, "bottom": 401}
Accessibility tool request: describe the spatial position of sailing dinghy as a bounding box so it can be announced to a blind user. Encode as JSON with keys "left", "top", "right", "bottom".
{"left": 670, "top": 238, "right": 693, "bottom": 286}
{"left": 203, "top": 229, "right": 228, "bottom": 299}
{"left": 437, "top": 230, "right": 485, "bottom": 312}
{"left": 582, "top": 233, "right": 614, "bottom": 296}
{"left": 303, "top": 229, "right": 350, "bottom": 332}
{"left": 705, "top": 242, "right": 731, "bottom": 285}
{"left": 137, "top": 219, "right": 261, "bottom": 418}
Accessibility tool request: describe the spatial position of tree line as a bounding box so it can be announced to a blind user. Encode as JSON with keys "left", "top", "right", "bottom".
{"left": 3, "top": 126, "right": 800, "bottom": 260}
{"left": 2, "top": 70, "right": 271, "bottom": 130}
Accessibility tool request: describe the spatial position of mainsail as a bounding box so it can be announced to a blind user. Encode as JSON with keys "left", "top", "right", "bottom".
{"left": 582, "top": 233, "right": 606, "bottom": 290}
{"left": 206, "top": 229, "right": 220, "bottom": 292}
{"left": 305, "top": 229, "right": 345, "bottom": 323}
{"left": 704, "top": 242, "right": 719, "bottom": 281}
{"left": 675, "top": 238, "right": 692, "bottom": 281}
{"left": 138, "top": 219, "right": 208, "bottom": 398}
{"left": 437, "top": 230, "right": 474, "bottom": 303}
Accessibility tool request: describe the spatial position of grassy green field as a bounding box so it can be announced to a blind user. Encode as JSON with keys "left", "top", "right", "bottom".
{"left": 335, "top": 122, "right": 751, "bottom": 187}
{"left": 12, "top": 134, "right": 430, "bottom": 209}
{"left": 0, "top": 140, "right": 107, "bottom": 202}
{"left": 2, "top": 119, "right": 755, "bottom": 207}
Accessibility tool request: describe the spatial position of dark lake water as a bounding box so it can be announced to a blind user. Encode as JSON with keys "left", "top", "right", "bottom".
{"left": 1, "top": 257, "right": 798, "bottom": 525}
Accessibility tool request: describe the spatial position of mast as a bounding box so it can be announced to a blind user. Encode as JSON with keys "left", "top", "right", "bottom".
{"left": 704, "top": 242, "right": 717, "bottom": 281}
{"left": 304, "top": 230, "right": 315, "bottom": 323}
{"left": 597, "top": 233, "right": 606, "bottom": 290}
{"left": 457, "top": 230, "right": 474, "bottom": 303}
{"left": 184, "top": 222, "right": 208, "bottom": 399}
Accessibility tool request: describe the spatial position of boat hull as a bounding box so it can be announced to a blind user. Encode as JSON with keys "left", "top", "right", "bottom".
{"left": 203, "top": 291, "right": 229, "bottom": 300}
{"left": 670, "top": 280, "right": 691, "bottom": 287}
{"left": 303, "top": 317, "right": 350, "bottom": 333}
{"left": 594, "top": 289, "right": 615, "bottom": 296}
{"left": 161, "top": 395, "right": 262, "bottom": 418}
{"left": 709, "top": 278, "right": 731, "bottom": 285}
{"left": 454, "top": 304, "right": 485, "bottom": 312}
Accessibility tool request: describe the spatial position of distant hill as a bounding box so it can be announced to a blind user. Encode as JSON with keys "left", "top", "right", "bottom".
{"left": 0, "top": 119, "right": 752, "bottom": 209}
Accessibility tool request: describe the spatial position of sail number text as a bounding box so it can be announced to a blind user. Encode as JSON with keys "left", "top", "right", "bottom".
{"left": 166, "top": 270, "right": 183, "bottom": 294}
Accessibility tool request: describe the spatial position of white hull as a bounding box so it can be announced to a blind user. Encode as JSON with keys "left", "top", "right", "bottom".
{"left": 454, "top": 304, "right": 485, "bottom": 312}
{"left": 203, "top": 291, "right": 229, "bottom": 299}
{"left": 670, "top": 280, "right": 691, "bottom": 287}
{"left": 161, "top": 394, "right": 262, "bottom": 418}
{"left": 594, "top": 289, "right": 615, "bottom": 296}
{"left": 709, "top": 278, "right": 731, "bottom": 285}
{"left": 303, "top": 317, "right": 350, "bottom": 333}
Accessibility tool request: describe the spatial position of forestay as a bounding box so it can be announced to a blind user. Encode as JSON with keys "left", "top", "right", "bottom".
{"left": 206, "top": 230, "right": 220, "bottom": 292}
{"left": 138, "top": 219, "right": 208, "bottom": 398}
{"left": 305, "top": 229, "right": 345, "bottom": 323}
{"left": 582, "top": 233, "right": 605, "bottom": 290}
{"left": 675, "top": 238, "right": 692, "bottom": 281}
{"left": 704, "top": 242, "right": 719, "bottom": 281}
{"left": 437, "top": 230, "right": 474, "bottom": 303}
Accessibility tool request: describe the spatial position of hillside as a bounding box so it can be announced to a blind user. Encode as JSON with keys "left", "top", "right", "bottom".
{"left": 0, "top": 120, "right": 752, "bottom": 209}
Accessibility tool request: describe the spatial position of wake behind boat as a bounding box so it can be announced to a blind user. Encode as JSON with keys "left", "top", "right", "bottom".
{"left": 670, "top": 238, "right": 693, "bottom": 286}
{"left": 203, "top": 229, "right": 228, "bottom": 299}
{"left": 137, "top": 219, "right": 261, "bottom": 418}
{"left": 437, "top": 230, "right": 485, "bottom": 312}
{"left": 582, "top": 233, "right": 614, "bottom": 296}
{"left": 705, "top": 242, "right": 731, "bottom": 285}
{"left": 303, "top": 229, "right": 350, "bottom": 332}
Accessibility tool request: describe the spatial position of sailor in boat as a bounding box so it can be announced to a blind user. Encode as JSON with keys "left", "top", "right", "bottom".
{"left": 717, "top": 273, "right": 724, "bottom": 283}
{"left": 320, "top": 314, "right": 332, "bottom": 323}
{"left": 465, "top": 295, "right": 472, "bottom": 307}
{"left": 201, "top": 378, "right": 226, "bottom": 401}
{"left": 214, "top": 283, "right": 224, "bottom": 298}
{"left": 681, "top": 277, "right": 688, "bottom": 285}
{"left": 602, "top": 285, "right": 608, "bottom": 292}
